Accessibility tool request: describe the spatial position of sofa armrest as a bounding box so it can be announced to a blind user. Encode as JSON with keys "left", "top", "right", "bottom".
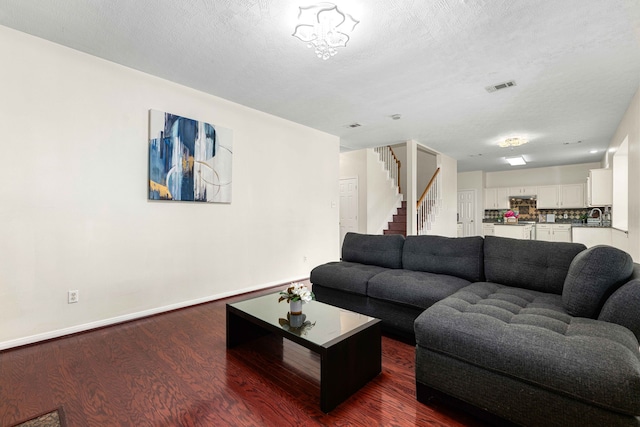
{"left": 598, "top": 279, "right": 640, "bottom": 342}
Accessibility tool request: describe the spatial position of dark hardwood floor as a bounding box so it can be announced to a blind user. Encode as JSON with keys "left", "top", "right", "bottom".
{"left": 0, "top": 286, "right": 489, "bottom": 427}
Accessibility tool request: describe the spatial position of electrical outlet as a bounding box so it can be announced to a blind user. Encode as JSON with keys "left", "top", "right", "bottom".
{"left": 68, "top": 290, "right": 79, "bottom": 304}
{"left": 303, "top": 255, "right": 308, "bottom": 262}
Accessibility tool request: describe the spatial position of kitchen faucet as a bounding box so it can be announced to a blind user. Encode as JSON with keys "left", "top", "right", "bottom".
{"left": 588, "top": 208, "right": 603, "bottom": 225}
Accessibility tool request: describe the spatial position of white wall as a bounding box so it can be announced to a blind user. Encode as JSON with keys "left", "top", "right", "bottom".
{"left": 418, "top": 149, "right": 439, "bottom": 194}
{"left": 366, "top": 149, "right": 401, "bottom": 233}
{"left": 391, "top": 143, "right": 438, "bottom": 199}
{"left": 0, "top": 26, "right": 340, "bottom": 348}
{"left": 339, "top": 150, "right": 367, "bottom": 233}
{"left": 428, "top": 153, "right": 458, "bottom": 237}
{"left": 485, "top": 163, "right": 600, "bottom": 187}
{"left": 606, "top": 87, "right": 640, "bottom": 261}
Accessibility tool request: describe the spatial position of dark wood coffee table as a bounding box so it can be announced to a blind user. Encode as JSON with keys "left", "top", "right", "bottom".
{"left": 226, "top": 292, "right": 381, "bottom": 412}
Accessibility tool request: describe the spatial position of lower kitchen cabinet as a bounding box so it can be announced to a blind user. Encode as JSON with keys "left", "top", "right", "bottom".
{"left": 494, "top": 224, "right": 533, "bottom": 240}
{"left": 572, "top": 227, "right": 612, "bottom": 248}
{"left": 482, "top": 223, "right": 495, "bottom": 236}
{"left": 536, "top": 224, "right": 572, "bottom": 243}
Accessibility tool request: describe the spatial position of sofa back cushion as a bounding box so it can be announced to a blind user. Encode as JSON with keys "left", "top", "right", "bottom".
{"left": 562, "top": 245, "right": 634, "bottom": 318}
{"left": 598, "top": 278, "right": 640, "bottom": 341}
{"left": 341, "top": 232, "right": 405, "bottom": 269}
{"left": 402, "top": 235, "right": 484, "bottom": 282}
{"left": 483, "top": 236, "right": 586, "bottom": 294}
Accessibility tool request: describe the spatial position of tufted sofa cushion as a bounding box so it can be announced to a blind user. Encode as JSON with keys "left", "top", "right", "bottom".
{"left": 367, "top": 269, "right": 471, "bottom": 309}
{"left": 309, "top": 262, "right": 389, "bottom": 296}
{"left": 415, "top": 282, "right": 640, "bottom": 415}
{"left": 483, "top": 236, "right": 586, "bottom": 294}
{"left": 341, "top": 232, "right": 405, "bottom": 269}
{"left": 599, "top": 279, "right": 640, "bottom": 341}
{"left": 563, "top": 245, "right": 634, "bottom": 318}
{"left": 402, "top": 235, "right": 484, "bottom": 282}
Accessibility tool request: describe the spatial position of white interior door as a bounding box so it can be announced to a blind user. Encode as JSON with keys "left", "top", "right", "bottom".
{"left": 457, "top": 190, "right": 476, "bottom": 236}
{"left": 339, "top": 178, "right": 358, "bottom": 247}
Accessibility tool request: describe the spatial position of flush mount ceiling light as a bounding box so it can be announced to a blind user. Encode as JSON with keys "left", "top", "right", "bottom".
{"left": 499, "top": 137, "right": 528, "bottom": 148}
{"left": 506, "top": 156, "right": 527, "bottom": 166}
{"left": 292, "top": 3, "right": 359, "bottom": 60}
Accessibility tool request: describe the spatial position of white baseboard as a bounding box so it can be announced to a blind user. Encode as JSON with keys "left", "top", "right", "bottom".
{"left": 0, "top": 276, "right": 308, "bottom": 351}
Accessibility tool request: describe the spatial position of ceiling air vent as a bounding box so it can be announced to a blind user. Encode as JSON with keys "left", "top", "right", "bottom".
{"left": 485, "top": 80, "right": 517, "bottom": 93}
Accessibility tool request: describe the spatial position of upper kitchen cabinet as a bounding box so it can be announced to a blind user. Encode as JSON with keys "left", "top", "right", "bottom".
{"left": 509, "top": 186, "right": 538, "bottom": 196}
{"left": 537, "top": 184, "right": 585, "bottom": 208}
{"left": 484, "top": 187, "right": 510, "bottom": 209}
{"left": 587, "top": 168, "right": 613, "bottom": 206}
{"left": 561, "top": 184, "right": 585, "bottom": 208}
{"left": 537, "top": 185, "right": 559, "bottom": 208}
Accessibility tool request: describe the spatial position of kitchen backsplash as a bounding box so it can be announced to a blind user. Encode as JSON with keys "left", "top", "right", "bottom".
{"left": 484, "top": 198, "right": 608, "bottom": 222}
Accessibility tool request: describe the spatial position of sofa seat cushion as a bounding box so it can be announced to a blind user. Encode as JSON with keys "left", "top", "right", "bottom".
{"left": 309, "top": 261, "right": 388, "bottom": 296}
{"left": 367, "top": 269, "right": 471, "bottom": 310}
{"left": 415, "top": 282, "right": 640, "bottom": 415}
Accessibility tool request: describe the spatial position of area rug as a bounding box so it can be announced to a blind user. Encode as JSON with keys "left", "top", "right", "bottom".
{"left": 11, "top": 407, "right": 66, "bottom": 427}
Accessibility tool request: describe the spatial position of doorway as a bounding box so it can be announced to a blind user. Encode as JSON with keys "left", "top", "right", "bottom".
{"left": 457, "top": 190, "right": 477, "bottom": 237}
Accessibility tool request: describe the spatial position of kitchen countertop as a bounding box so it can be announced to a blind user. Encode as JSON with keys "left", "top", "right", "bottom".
{"left": 483, "top": 221, "right": 611, "bottom": 228}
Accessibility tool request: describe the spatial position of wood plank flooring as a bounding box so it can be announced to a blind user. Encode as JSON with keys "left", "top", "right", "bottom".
{"left": 0, "top": 287, "right": 489, "bottom": 426}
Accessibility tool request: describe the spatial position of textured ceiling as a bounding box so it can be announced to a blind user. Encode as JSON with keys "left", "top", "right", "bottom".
{"left": 1, "top": 0, "right": 639, "bottom": 171}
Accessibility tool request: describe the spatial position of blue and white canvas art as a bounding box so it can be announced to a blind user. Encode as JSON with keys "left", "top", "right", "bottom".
{"left": 148, "top": 110, "right": 233, "bottom": 203}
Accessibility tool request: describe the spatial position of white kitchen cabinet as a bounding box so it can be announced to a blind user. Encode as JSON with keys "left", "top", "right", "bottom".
{"left": 587, "top": 169, "right": 613, "bottom": 206}
{"left": 494, "top": 224, "right": 533, "bottom": 240}
{"left": 484, "top": 189, "right": 496, "bottom": 209}
{"left": 509, "top": 186, "right": 538, "bottom": 196}
{"left": 553, "top": 224, "right": 572, "bottom": 242}
{"left": 536, "top": 224, "right": 553, "bottom": 241}
{"left": 536, "top": 224, "right": 572, "bottom": 242}
{"left": 482, "top": 223, "right": 495, "bottom": 236}
{"left": 572, "top": 227, "right": 612, "bottom": 248}
{"left": 560, "top": 184, "right": 585, "bottom": 208}
{"left": 536, "top": 184, "right": 585, "bottom": 208}
{"left": 537, "top": 186, "right": 559, "bottom": 209}
{"left": 484, "top": 188, "right": 510, "bottom": 209}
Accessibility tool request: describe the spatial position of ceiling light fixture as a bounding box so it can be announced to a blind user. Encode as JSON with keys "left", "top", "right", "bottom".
{"left": 499, "top": 137, "right": 528, "bottom": 148}
{"left": 292, "top": 3, "right": 359, "bottom": 60}
{"left": 590, "top": 149, "right": 598, "bottom": 154}
{"left": 506, "top": 156, "right": 527, "bottom": 166}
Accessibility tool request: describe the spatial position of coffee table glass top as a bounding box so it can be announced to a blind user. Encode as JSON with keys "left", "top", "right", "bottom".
{"left": 229, "top": 292, "right": 378, "bottom": 346}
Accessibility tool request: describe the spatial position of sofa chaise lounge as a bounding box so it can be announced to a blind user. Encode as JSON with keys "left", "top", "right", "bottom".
{"left": 310, "top": 232, "right": 640, "bottom": 426}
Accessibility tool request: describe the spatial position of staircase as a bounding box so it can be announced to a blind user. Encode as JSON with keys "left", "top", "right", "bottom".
{"left": 384, "top": 201, "right": 407, "bottom": 236}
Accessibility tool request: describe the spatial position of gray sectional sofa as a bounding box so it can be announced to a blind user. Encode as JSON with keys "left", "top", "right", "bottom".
{"left": 310, "top": 232, "right": 640, "bottom": 426}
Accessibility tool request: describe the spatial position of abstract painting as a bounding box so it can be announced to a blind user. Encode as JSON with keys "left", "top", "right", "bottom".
{"left": 148, "top": 110, "right": 233, "bottom": 203}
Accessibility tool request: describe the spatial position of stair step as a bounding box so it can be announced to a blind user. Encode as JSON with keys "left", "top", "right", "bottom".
{"left": 383, "top": 229, "right": 406, "bottom": 236}
{"left": 388, "top": 222, "right": 406, "bottom": 231}
{"left": 396, "top": 208, "right": 407, "bottom": 215}
{"left": 392, "top": 214, "right": 406, "bottom": 223}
